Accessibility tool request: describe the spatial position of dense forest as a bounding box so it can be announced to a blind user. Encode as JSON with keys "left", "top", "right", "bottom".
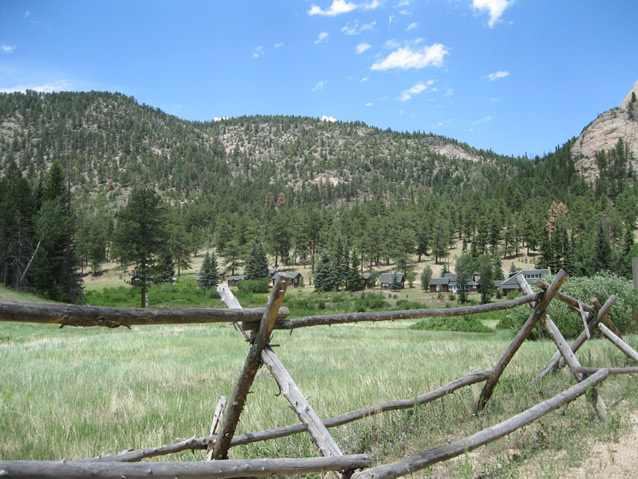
{"left": 1, "top": 90, "right": 637, "bottom": 303}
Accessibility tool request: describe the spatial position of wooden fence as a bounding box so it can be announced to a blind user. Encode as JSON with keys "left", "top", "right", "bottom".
{"left": 1, "top": 269, "right": 637, "bottom": 479}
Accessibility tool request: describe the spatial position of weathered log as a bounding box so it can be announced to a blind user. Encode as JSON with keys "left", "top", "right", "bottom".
{"left": 536, "top": 281, "right": 595, "bottom": 313}
{"left": 475, "top": 270, "right": 567, "bottom": 411}
{"left": 218, "top": 286, "right": 343, "bottom": 460}
{"left": 212, "top": 278, "right": 288, "bottom": 460}
{"left": 572, "top": 366, "right": 638, "bottom": 375}
{"left": 593, "top": 298, "right": 624, "bottom": 338}
{"left": 206, "top": 396, "right": 228, "bottom": 461}
{"left": 518, "top": 276, "right": 608, "bottom": 421}
{"left": 535, "top": 296, "right": 616, "bottom": 381}
{"left": 87, "top": 370, "right": 492, "bottom": 463}
{"left": 267, "top": 293, "right": 541, "bottom": 331}
{"left": 0, "top": 455, "right": 372, "bottom": 479}
{"left": 0, "top": 301, "right": 288, "bottom": 328}
{"left": 351, "top": 369, "right": 610, "bottom": 479}
{"left": 597, "top": 323, "right": 638, "bottom": 362}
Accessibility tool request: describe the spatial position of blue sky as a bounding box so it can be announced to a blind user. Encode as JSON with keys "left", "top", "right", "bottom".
{"left": 1, "top": 1, "right": 637, "bottom": 158}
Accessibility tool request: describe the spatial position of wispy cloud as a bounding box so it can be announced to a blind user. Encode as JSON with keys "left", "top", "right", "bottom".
{"left": 252, "top": 45, "right": 264, "bottom": 58}
{"left": 398, "top": 80, "right": 434, "bottom": 101}
{"left": 361, "top": 77, "right": 369, "bottom": 82}
{"left": 0, "top": 80, "right": 73, "bottom": 94}
{"left": 366, "top": 102, "right": 374, "bottom": 106}
{"left": 472, "top": 0, "right": 514, "bottom": 28}
{"left": 486, "top": 70, "right": 509, "bottom": 81}
{"left": 355, "top": 42, "right": 372, "bottom": 54}
{"left": 341, "top": 20, "right": 376, "bottom": 35}
{"left": 313, "top": 81, "right": 327, "bottom": 91}
{"left": 1, "top": 45, "right": 16, "bottom": 54}
{"left": 363, "top": 0, "right": 382, "bottom": 9}
{"left": 406, "top": 22, "right": 417, "bottom": 31}
{"left": 372, "top": 42, "right": 448, "bottom": 70}
{"left": 309, "top": 0, "right": 357, "bottom": 16}
{"left": 470, "top": 115, "right": 493, "bottom": 131}
{"left": 314, "top": 32, "right": 329, "bottom": 44}
{"left": 274, "top": 42, "right": 285, "bottom": 49}
{"left": 444, "top": 88, "right": 454, "bottom": 96}
{"left": 489, "top": 97, "right": 502, "bottom": 103}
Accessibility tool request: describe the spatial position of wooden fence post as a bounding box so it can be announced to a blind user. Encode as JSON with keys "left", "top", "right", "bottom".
{"left": 475, "top": 270, "right": 567, "bottom": 411}
{"left": 212, "top": 277, "right": 288, "bottom": 460}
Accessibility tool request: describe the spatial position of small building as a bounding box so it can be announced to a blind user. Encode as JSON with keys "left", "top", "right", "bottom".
{"left": 227, "top": 275, "right": 246, "bottom": 287}
{"left": 379, "top": 272, "right": 405, "bottom": 289}
{"left": 362, "top": 273, "right": 374, "bottom": 289}
{"left": 429, "top": 273, "right": 478, "bottom": 293}
{"left": 272, "top": 272, "right": 303, "bottom": 288}
{"left": 497, "top": 269, "right": 550, "bottom": 292}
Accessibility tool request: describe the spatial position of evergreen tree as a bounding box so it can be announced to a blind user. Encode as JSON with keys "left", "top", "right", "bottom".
{"left": 420, "top": 265, "right": 433, "bottom": 291}
{"left": 154, "top": 248, "right": 175, "bottom": 283}
{"left": 478, "top": 254, "right": 495, "bottom": 304}
{"left": 113, "top": 188, "right": 167, "bottom": 308}
{"left": 314, "top": 250, "right": 333, "bottom": 291}
{"left": 199, "top": 252, "right": 220, "bottom": 290}
{"left": 455, "top": 253, "right": 474, "bottom": 304}
{"left": 390, "top": 272, "right": 402, "bottom": 291}
{"left": 346, "top": 251, "right": 364, "bottom": 291}
{"left": 593, "top": 220, "right": 614, "bottom": 273}
{"left": 245, "top": 241, "right": 269, "bottom": 279}
{"left": 331, "top": 234, "right": 349, "bottom": 291}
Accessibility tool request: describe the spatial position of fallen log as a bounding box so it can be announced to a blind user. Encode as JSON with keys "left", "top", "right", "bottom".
{"left": 0, "top": 301, "right": 288, "bottom": 328}
{"left": 597, "top": 323, "right": 638, "bottom": 362}
{"left": 572, "top": 366, "right": 638, "bottom": 375}
{"left": 0, "top": 455, "right": 372, "bottom": 479}
{"left": 87, "top": 370, "right": 492, "bottom": 463}
{"left": 351, "top": 369, "right": 610, "bottom": 479}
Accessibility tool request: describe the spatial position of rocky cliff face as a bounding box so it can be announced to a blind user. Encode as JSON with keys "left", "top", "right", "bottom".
{"left": 572, "top": 79, "right": 638, "bottom": 183}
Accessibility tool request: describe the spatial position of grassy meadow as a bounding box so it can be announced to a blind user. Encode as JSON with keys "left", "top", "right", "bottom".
{"left": 2, "top": 295, "right": 638, "bottom": 477}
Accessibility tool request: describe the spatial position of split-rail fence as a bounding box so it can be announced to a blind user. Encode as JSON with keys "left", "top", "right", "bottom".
{"left": 1, "top": 269, "right": 637, "bottom": 479}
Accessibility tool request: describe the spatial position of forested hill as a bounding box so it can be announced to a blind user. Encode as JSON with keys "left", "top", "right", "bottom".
{"left": 2, "top": 89, "right": 638, "bottom": 305}
{"left": 0, "top": 90, "right": 525, "bottom": 208}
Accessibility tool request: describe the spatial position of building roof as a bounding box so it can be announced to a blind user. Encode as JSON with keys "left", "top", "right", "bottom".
{"left": 227, "top": 275, "right": 246, "bottom": 282}
{"left": 379, "top": 272, "right": 404, "bottom": 284}
{"left": 273, "top": 272, "right": 303, "bottom": 281}
{"left": 498, "top": 269, "right": 550, "bottom": 289}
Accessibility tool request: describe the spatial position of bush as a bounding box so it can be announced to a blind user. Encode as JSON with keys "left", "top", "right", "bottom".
{"left": 409, "top": 315, "right": 493, "bottom": 333}
{"left": 499, "top": 273, "right": 638, "bottom": 339}
{"left": 354, "top": 293, "right": 390, "bottom": 312}
{"left": 237, "top": 278, "right": 270, "bottom": 294}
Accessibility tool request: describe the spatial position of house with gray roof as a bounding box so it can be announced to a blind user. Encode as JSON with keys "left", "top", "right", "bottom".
{"left": 429, "top": 273, "right": 478, "bottom": 293}
{"left": 496, "top": 269, "right": 550, "bottom": 292}
{"left": 379, "top": 272, "right": 404, "bottom": 289}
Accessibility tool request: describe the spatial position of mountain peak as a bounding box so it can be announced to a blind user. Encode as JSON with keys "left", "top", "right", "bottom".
{"left": 571, "top": 78, "right": 638, "bottom": 183}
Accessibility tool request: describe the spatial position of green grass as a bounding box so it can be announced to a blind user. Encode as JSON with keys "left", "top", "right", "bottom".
{"left": 1, "top": 314, "right": 637, "bottom": 477}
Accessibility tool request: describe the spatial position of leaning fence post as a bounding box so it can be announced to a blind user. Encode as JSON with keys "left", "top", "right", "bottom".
{"left": 212, "top": 277, "right": 288, "bottom": 460}
{"left": 475, "top": 270, "right": 567, "bottom": 412}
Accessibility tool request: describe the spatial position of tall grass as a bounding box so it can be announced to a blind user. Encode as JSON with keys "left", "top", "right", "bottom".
{"left": 1, "top": 318, "right": 637, "bottom": 477}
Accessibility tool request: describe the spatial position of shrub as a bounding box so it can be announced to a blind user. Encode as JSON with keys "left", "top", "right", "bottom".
{"left": 354, "top": 293, "right": 390, "bottom": 312}
{"left": 409, "top": 315, "right": 493, "bottom": 333}
{"left": 237, "top": 278, "right": 270, "bottom": 294}
{"left": 499, "top": 273, "right": 638, "bottom": 339}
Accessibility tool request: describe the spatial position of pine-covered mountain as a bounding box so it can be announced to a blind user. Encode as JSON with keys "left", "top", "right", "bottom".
{"left": 572, "top": 79, "right": 638, "bottom": 184}
{"left": 0, "top": 90, "right": 525, "bottom": 210}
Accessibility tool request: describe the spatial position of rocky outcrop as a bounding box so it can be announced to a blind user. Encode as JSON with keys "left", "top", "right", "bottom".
{"left": 572, "top": 79, "right": 638, "bottom": 183}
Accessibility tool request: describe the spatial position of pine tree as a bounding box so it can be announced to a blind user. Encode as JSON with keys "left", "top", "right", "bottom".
{"left": 346, "top": 251, "right": 364, "bottom": 291}
{"left": 314, "top": 250, "right": 333, "bottom": 291}
{"left": 154, "top": 248, "right": 175, "bottom": 283}
{"left": 199, "top": 252, "right": 220, "bottom": 290}
{"left": 420, "top": 265, "right": 433, "bottom": 291}
{"left": 455, "top": 253, "right": 474, "bottom": 304}
{"left": 478, "top": 254, "right": 495, "bottom": 304}
{"left": 593, "top": 220, "right": 614, "bottom": 273}
{"left": 331, "top": 234, "right": 349, "bottom": 291}
{"left": 245, "top": 241, "right": 269, "bottom": 280}
{"left": 113, "top": 188, "right": 167, "bottom": 308}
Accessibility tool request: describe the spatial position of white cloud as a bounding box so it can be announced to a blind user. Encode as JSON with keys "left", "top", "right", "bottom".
{"left": 24, "top": 10, "right": 31, "bottom": 18}
{"left": 355, "top": 42, "right": 372, "bottom": 54}
{"left": 253, "top": 45, "right": 264, "bottom": 58}
{"left": 0, "top": 80, "right": 73, "bottom": 94}
{"left": 398, "top": 80, "right": 434, "bottom": 101}
{"left": 341, "top": 20, "right": 376, "bottom": 35}
{"left": 472, "top": 115, "right": 493, "bottom": 127}
{"left": 315, "top": 32, "right": 329, "bottom": 44}
{"left": 213, "top": 117, "right": 229, "bottom": 122}
{"left": 321, "top": 115, "right": 338, "bottom": 122}
{"left": 361, "top": 77, "right": 369, "bottom": 82}
{"left": 313, "top": 81, "right": 327, "bottom": 91}
{"left": 363, "top": 0, "right": 382, "bottom": 9}
{"left": 274, "top": 42, "right": 285, "bottom": 49}
{"left": 486, "top": 70, "right": 509, "bottom": 81}
{"left": 309, "top": 0, "right": 357, "bottom": 16}
{"left": 366, "top": 102, "right": 374, "bottom": 106}
{"left": 444, "top": 88, "right": 454, "bottom": 96}
{"left": 371, "top": 42, "right": 448, "bottom": 70}
{"left": 1, "top": 45, "right": 16, "bottom": 53}
{"left": 406, "top": 22, "right": 417, "bottom": 31}
{"left": 489, "top": 97, "right": 502, "bottom": 103}
{"left": 472, "top": 0, "right": 514, "bottom": 28}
